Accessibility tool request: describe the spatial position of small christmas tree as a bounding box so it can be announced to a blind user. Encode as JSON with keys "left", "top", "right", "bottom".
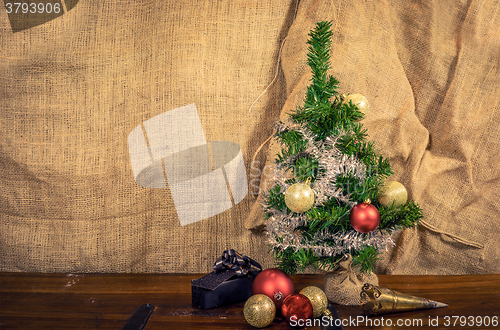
{"left": 263, "top": 21, "right": 423, "bottom": 275}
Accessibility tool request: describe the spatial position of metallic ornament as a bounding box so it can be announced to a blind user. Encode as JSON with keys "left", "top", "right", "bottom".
{"left": 281, "top": 293, "right": 314, "bottom": 327}
{"left": 243, "top": 294, "right": 276, "bottom": 328}
{"left": 299, "top": 286, "right": 329, "bottom": 318}
{"left": 344, "top": 93, "right": 370, "bottom": 117}
{"left": 360, "top": 283, "right": 448, "bottom": 316}
{"left": 252, "top": 268, "right": 295, "bottom": 309}
{"left": 349, "top": 202, "right": 380, "bottom": 233}
{"left": 378, "top": 181, "right": 408, "bottom": 207}
{"left": 284, "top": 178, "right": 315, "bottom": 213}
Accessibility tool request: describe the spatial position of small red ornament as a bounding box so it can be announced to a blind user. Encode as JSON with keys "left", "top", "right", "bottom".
{"left": 252, "top": 268, "right": 295, "bottom": 309}
{"left": 281, "top": 293, "right": 314, "bottom": 327}
{"left": 350, "top": 202, "right": 380, "bottom": 233}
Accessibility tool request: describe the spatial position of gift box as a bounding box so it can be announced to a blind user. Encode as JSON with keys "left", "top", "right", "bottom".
{"left": 191, "top": 249, "right": 261, "bottom": 309}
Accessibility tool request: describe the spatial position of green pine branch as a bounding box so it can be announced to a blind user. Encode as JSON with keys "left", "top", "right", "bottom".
{"left": 352, "top": 246, "right": 380, "bottom": 273}
{"left": 378, "top": 201, "right": 423, "bottom": 230}
{"left": 306, "top": 21, "right": 337, "bottom": 99}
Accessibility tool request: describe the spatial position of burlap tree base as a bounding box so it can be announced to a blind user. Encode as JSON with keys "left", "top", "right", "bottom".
{"left": 324, "top": 255, "right": 378, "bottom": 306}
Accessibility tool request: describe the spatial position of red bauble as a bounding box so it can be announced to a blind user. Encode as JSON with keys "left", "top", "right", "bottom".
{"left": 252, "top": 268, "right": 295, "bottom": 309}
{"left": 350, "top": 202, "right": 380, "bottom": 233}
{"left": 281, "top": 294, "right": 314, "bottom": 327}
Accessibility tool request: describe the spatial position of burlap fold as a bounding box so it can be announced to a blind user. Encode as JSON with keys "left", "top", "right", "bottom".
{"left": 324, "top": 255, "right": 378, "bottom": 306}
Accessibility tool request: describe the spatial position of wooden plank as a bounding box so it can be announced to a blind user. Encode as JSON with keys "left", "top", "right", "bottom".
{"left": 1, "top": 273, "right": 499, "bottom": 329}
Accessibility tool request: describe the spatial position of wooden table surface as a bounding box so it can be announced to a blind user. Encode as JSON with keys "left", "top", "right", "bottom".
{"left": 1, "top": 273, "right": 499, "bottom": 329}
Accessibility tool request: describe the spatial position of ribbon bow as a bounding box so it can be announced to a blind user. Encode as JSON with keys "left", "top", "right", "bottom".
{"left": 213, "top": 249, "right": 262, "bottom": 277}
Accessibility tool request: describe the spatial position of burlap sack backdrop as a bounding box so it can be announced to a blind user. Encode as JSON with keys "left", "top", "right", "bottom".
{"left": 2, "top": 0, "right": 500, "bottom": 274}
{"left": 0, "top": 1, "right": 297, "bottom": 272}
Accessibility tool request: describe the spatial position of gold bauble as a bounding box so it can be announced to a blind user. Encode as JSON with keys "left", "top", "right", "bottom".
{"left": 344, "top": 93, "right": 370, "bottom": 117}
{"left": 284, "top": 179, "right": 315, "bottom": 213}
{"left": 378, "top": 181, "right": 408, "bottom": 207}
{"left": 243, "top": 294, "right": 276, "bottom": 328}
{"left": 299, "top": 286, "right": 329, "bottom": 318}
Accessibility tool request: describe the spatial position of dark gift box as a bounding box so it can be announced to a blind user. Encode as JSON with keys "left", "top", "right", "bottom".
{"left": 191, "top": 249, "right": 261, "bottom": 309}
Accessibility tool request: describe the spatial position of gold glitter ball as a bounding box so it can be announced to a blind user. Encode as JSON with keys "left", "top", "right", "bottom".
{"left": 243, "top": 294, "right": 276, "bottom": 328}
{"left": 344, "top": 93, "right": 370, "bottom": 117}
{"left": 378, "top": 181, "right": 408, "bottom": 207}
{"left": 284, "top": 179, "right": 315, "bottom": 213}
{"left": 299, "top": 286, "right": 328, "bottom": 318}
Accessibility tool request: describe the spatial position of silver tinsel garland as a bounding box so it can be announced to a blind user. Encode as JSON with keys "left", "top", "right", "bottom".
{"left": 266, "top": 219, "right": 396, "bottom": 257}
{"left": 263, "top": 121, "right": 394, "bottom": 258}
